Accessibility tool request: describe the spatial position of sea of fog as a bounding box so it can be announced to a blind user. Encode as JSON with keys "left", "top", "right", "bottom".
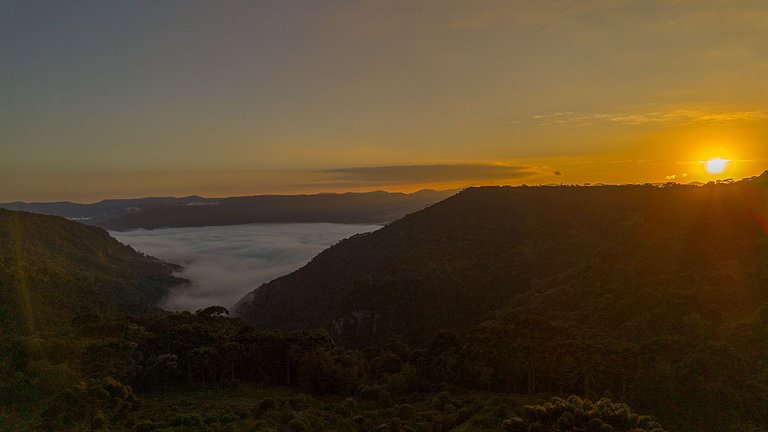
{"left": 111, "top": 223, "right": 381, "bottom": 311}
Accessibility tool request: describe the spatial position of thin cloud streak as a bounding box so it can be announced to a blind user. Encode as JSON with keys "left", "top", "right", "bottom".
{"left": 321, "top": 163, "right": 536, "bottom": 184}
{"left": 524, "top": 109, "right": 768, "bottom": 126}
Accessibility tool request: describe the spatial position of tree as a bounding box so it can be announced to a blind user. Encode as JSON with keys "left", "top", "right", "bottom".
{"left": 221, "top": 342, "right": 244, "bottom": 381}
{"left": 196, "top": 305, "right": 229, "bottom": 317}
{"left": 187, "top": 347, "right": 218, "bottom": 387}
{"left": 42, "top": 377, "right": 138, "bottom": 431}
{"left": 142, "top": 354, "right": 180, "bottom": 390}
{"left": 79, "top": 338, "right": 140, "bottom": 383}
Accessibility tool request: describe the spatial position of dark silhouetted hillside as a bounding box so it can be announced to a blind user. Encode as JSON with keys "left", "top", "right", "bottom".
{"left": 0, "top": 209, "right": 185, "bottom": 336}
{"left": 234, "top": 173, "right": 768, "bottom": 347}
{"left": 98, "top": 189, "right": 455, "bottom": 231}
{"left": 232, "top": 173, "right": 768, "bottom": 429}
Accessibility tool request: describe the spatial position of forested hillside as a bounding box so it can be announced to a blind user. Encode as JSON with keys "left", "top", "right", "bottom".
{"left": 0, "top": 209, "right": 185, "bottom": 336}
{"left": 235, "top": 173, "right": 768, "bottom": 430}
{"left": 236, "top": 173, "right": 768, "bottom": 345}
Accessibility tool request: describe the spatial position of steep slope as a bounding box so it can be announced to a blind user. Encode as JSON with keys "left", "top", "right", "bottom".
{"left": 98, "top": 190, "right": 455, "bottom": 231}
{"left": 0, "top": 209, "right": 185, "bottom": 336}
{"left": 234, "top": 173, "right": 768, "bottom": 346}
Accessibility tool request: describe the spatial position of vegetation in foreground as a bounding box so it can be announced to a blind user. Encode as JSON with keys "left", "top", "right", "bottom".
{"left": 0, "top": 307, "right": 715, "bottom": 432}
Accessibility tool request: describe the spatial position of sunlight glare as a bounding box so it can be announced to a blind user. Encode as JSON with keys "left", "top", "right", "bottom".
{"left": 705, "top": 158, "right": 729, "bottom": 174}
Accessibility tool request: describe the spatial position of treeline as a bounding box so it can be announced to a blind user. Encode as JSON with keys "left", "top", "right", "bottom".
{"left": 453, "top": 315, "right": 768, "bottom": 432}
{"left": 3, "top": 305, "right": 765, "bottom": 430}
{"left": 0, "top": 307, "right": 674, "bottom": 432}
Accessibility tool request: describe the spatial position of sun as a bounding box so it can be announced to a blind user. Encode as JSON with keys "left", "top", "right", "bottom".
{"left": 705, "top": 158, "right": 729, "bottom": 174}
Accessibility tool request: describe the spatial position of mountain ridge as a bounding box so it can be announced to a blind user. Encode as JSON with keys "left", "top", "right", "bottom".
{"left": 2, "top": 190, "right": 456, "bottom": 230}
{"left": 234, "top": 172, "right": 768, "bottom": 346}
{"left": 0, "top": 196, "right": 207, "bottom": 223}
{"left": 97, "top": 189, "right": 456, "bottom": 231}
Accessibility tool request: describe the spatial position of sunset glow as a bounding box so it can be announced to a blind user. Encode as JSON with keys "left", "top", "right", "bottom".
{"left": 1, "top": 1, "right": 766, "bottom": 201}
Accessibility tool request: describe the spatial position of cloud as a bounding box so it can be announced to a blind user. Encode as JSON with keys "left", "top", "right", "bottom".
{"left": 111, "top": 223, "right": 380, "bottom": 311}
{"left": 596, "top": 110, "right": 768, "bottom": 125}
{"left": 321, "top": 163, "right": 536, "bottom": 184}
{"left": 524, "top": 109, "right": 768, "bottom": 126}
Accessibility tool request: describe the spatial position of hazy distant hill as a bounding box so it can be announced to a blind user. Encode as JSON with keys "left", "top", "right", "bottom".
{"left": 234, "top": 173, "right": 768, "bottom": 346}
{"left": 98, "top": 190, "right": 455, "bottom": 231}
{"left": 0, "top": 209, "right": 185, "bottom": 335}
{"left": 0, "top": 196, "right": 207, "bottom": 223}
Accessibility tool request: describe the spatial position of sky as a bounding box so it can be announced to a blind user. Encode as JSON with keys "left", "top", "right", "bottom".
{"left": 2, "top": 0, "right": 767, "bottom": 202}
{"left": 111, "top": 222, "right": 380, "bottom": 311}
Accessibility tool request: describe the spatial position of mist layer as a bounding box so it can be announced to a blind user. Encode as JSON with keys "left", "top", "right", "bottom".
{"left": 111, "top": 223, "right": 381, "bottom": 311}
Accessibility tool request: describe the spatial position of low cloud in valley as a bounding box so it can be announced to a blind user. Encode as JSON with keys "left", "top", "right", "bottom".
{"left": 111, "top": 223, "right": 380, "bottom": 312}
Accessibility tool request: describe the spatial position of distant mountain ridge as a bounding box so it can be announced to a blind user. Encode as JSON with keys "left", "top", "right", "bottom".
{"left": 234, "top": 172, "right": 768, "bottom": 346}
{"left": 1, "top": 190, "right": 455, "bottom": 231}
{"left": 96, "top": 189, "right": 455, "bottom": 231}
{"left": 0, "top": 209, "right": 185, "bottom": 336}
{"left": 0, "top": 196, "right": 207, "bottom": 223}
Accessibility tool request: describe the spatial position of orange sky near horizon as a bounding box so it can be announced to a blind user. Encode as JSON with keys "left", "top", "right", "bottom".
{"left": 2, "top": 1, "right": 767, "bottom": 202}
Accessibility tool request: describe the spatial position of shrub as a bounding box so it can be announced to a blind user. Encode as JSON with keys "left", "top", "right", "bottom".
{"left": 456, "top": 405, "right": 476, "bottom": 423}
{"left": 170, "top": 413, "right": 205, "bottom": 427}
{"left": 378, "top": 389, "right": 394, "bottom": 407}
{"left": 636, "top": 415, "right": 652, "bottom": 428}
{"left": 133, "top": 421, "right": 159, "bottom": 432}
{"left": 567, "top": 395, "right": 582, "bottom": 406}
{"left": 522, "top": 405, "right": 537, "bottom": 419}
{"left": 502, "top": 417, "right": 526, "bottom": 432}
{"left": 340, "top": 397, "right": 358, "bottom": 415}
{"left": 396, "top": 404, "right": 417, "bottom": 420}
{"left": 574, "top": 408, "right": 587, "bottom": 424}
{"left": 430, "top": 396, "right": 444, "bottom": 410}
{"left": 587, "top": 417, "right": 605, "bottom": 432}
{"left": 556, "top": 412, "right": 575, "bottom": 429}
{"left": 219, "top": 411, "right": 239, "bottom": 424}
{"left": 288, "top": 416, "right": 310, "bottom": 432}
{"left": 355, "top": 384, "right": 369, "bottom": 395}
{"left": 291, "top": 393, "right": 314, "bottom": 410}
{"left": 388, "top": 417, "right": 403, "bottom": 432}
{"left": 258, "top": 398, "right": 275, "bottom": 411}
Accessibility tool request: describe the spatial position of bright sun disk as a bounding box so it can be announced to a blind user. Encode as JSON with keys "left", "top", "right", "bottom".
{"left": 705, "top": 158, "right": 729, "bottom": 174}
